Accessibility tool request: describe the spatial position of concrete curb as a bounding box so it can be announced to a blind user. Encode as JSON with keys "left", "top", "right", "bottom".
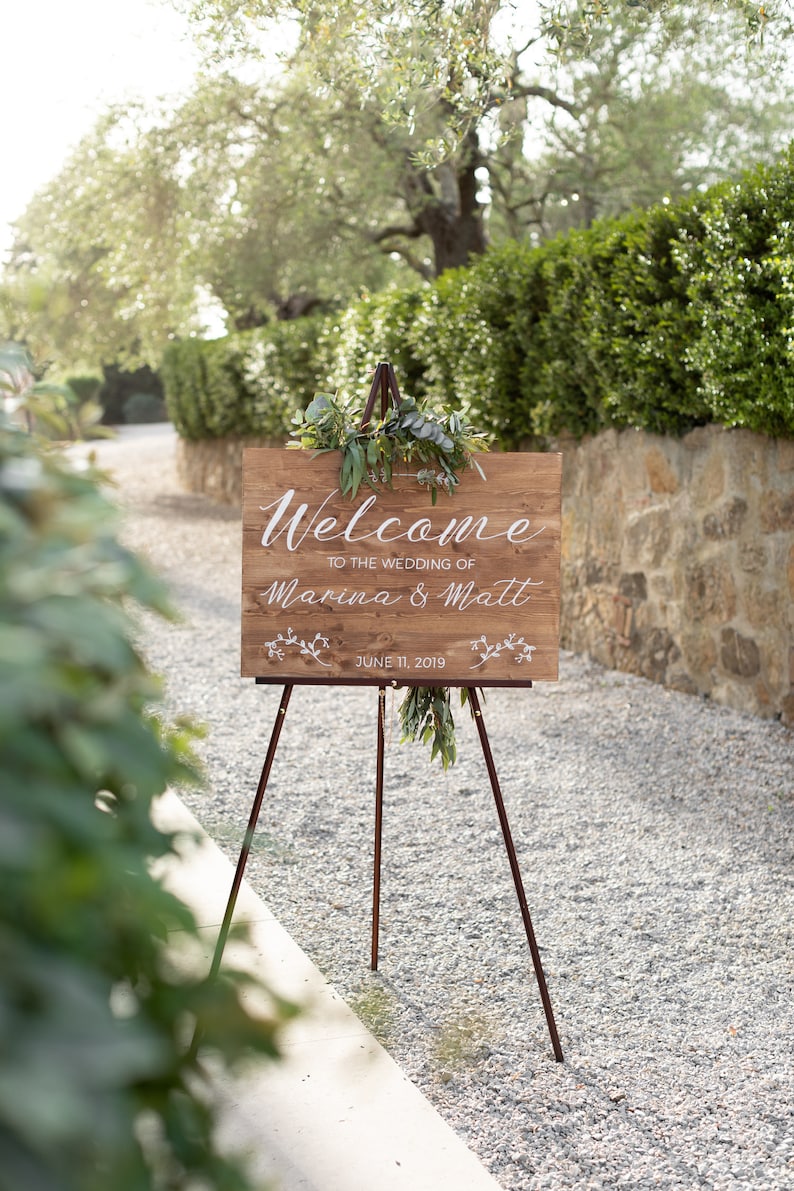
{"left": 153, "top": 789, "right": 502, "bottom": 1191}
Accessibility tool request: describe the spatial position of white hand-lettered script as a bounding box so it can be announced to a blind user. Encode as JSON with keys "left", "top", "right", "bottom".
{"left": 258, "top": 576, "right": 541, "bottom": 610}
{"left": 258, "top": 488, "right": 546, "bottom": 551}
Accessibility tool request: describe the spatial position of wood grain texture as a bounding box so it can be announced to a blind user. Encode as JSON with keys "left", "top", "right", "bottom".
{"left": 242, "top": 449, "right": 561, "bottom": 685}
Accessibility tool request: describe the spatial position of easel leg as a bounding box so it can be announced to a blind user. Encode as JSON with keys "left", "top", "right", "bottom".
{"left": 371, "top": 686, "right": 386, "bottom": 970}
{"left": 208, "top": 684, "right": 293, "bottom": 981}
{"left": 468, "top": 688, "right": 564, "bottom": 1062}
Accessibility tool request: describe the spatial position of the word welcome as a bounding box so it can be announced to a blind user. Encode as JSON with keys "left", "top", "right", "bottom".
{"left": 258, "top": 489, "right": 546, "bottom": 552}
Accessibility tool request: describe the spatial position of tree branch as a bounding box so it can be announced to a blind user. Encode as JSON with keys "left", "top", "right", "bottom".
{"left": 374, "top": 239, "right": 433, "bottom": 281}
{"left": 511, "top": 84, "right": 580, "bottom": 119}
{"left": 371, "top": 222, "right": 424, "bottom": 243}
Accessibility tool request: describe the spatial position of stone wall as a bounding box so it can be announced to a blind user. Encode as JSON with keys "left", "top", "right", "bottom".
{"left": 175, "top": 435, "right": 283, "bottom": 506}
{"left": 555, "top": 425, "right": 794, "bottom": 726}
{"left": 176, "top": 426, "right": 794, "bottom": 726}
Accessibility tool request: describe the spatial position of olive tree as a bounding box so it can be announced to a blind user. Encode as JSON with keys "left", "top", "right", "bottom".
{"left": 5, "top": 0, "right": 793, "bottom": 370}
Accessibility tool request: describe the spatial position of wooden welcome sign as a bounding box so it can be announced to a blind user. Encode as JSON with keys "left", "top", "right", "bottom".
{"left": 241, "top": 449, "right": 562, "bottom": 685}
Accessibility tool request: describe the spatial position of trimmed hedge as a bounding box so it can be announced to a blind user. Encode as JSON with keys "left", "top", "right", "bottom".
{"left": 163, "top": 147, "right": 794, "bottom": 446}
{"left": 163, "top": 317, "right": 327, "bottom": 441}
{"left": 320, "top": 285, "right": 429, "bottom": 403}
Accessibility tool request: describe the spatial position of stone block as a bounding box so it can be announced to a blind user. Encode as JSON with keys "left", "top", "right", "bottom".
{"left": 743, "top": 580, "right": 783, "bottom": 629}
{"left": 739, "top": 543, "right": 767, "bottom": 574}
{"left": 616, "top": 431, "right": 651, "bottom": 493}
{"left": 618, "top": 572, "right": 648, "bottom": 601}
{"left": 625, "top": 508, "right": 672, "bottom": 568}
{"left": 690, "top": 448, "right": 725, "bottom": 506}
{"left": 685, "top": 559, "right": 736, "bottom": 622}
{"left": 725, "top": 430, "right": 769, "bottom": 492}
{"left": 760, "top": 490, "right": 794, "bottom": 533}
{"left": 558, "top": 442, "right": 580, "bottom": 498}
{"left": 649, "top": 573, "right": 673, "bottom": 600}
{"left": 586, "top": 557, "right": 607, "bottom": 585}
{"left": 720, "top": 627, "right": 761, "bottom": 678}
{"left": 679, "top": 628, "right": 717, "bottom": 678}
{"left": 667, "top": 669, "right": 700, "bottom": 696}
{"left": 776, "top": 438, "right": 794, "bottom": 473}
{"left": 759, "top": 641, "right": 786, "bottom": 692}
{"left": 560, "top": 509, "right": 580, "bottom": 561}
{"left": 644, "top": 445, "right": 678, "bottom": 494}
{"left": 702, "top": 497, "right": 748, "bottom": 540}
{"left": 561, "top": 559, "right": 583, "bottom": 590}
{"left": 682, "top": 425, "right": 718, "bottom": 451}
{"left": 635, "top": 627, "right": 680, "bottom": 683}
{"left": 583, "top": 431, "right": 619, "bottom": 491}
{"left": 590, "top": 506, "right": 624, "bottom": 553}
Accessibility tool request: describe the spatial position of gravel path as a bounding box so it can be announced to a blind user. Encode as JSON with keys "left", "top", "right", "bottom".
{"left": 85, "top": 426, "right": 793, "bottom": 1190}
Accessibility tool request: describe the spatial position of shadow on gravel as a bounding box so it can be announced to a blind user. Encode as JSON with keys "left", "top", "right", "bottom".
{"left": 147, "top": 493, "right": 240, "bottom": 523}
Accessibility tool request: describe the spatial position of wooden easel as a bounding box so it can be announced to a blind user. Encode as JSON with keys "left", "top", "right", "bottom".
{"left": 206, "top": 364, "right": 563, "bottom": 1062}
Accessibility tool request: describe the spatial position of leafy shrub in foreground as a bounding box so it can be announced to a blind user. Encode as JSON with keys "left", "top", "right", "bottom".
{"left": 0, "top": 422, "right": 292, "bottom": 1190}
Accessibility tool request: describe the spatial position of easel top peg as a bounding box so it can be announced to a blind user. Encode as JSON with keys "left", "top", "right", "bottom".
{"left": 360, "top": 361, "right": 403, "bottom": 428}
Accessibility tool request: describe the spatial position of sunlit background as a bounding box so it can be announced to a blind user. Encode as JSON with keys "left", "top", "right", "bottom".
{"left": 1, "top": 0, "right": 199, "bottom": 254}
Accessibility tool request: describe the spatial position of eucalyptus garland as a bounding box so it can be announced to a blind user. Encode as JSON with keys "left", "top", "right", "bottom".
{"left": 288, "top": 390, "right": 488, "bottom": 504}
{"left": 289, "top": 389, "right": 489, "bottom": 768}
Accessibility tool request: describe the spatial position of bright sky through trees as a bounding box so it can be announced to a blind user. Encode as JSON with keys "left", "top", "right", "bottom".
{"left": 0, "top": 0, "right": 199, "bottom": 254}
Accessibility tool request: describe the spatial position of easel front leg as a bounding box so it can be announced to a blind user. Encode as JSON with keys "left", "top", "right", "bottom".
{"left": 208, "top": 683, "right": 293, "bottom": 981}
{"left": 371, "top": 686, "right": 386, "bottom": 970}
{"left": 468, "top": 687, "right": 564, "bottom": 1062}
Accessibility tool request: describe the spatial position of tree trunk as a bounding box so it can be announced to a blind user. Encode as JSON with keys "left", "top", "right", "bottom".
{"left": 406, "top": 131, "right": 488, "bottom": 276}
{"left": 427, "top": 164, "right": 488, "bottom": 275}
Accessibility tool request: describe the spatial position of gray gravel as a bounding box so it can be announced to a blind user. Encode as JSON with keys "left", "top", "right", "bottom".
{"left": 83, "top": 426, "right": 793, "bottom": 1190}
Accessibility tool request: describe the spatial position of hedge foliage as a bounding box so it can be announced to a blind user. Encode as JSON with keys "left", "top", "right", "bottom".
{"left": 162, "top": 146, "right": 794, "bottom": 446}
{"left": 163, "top": 317, "right": 327, "bottom": 441}
{"left": 0, "top": 422, "right": 292, "bottom": 1190}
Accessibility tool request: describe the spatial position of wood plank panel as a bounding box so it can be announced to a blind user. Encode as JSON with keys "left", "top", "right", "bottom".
{"left": 241, "top": 449, "right": 561, "bottom": 685}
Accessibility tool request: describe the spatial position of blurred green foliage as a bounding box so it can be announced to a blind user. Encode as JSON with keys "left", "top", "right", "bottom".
{"left": 162, "top": 146, "right": 794, "bottom": 445}
{"left": 320, "top": 287, "right": 429, "bottom": 403}
{"left": 0, "top": 418, "right": 294, "bottom": 1190}
{"left": 0, "top": 344, "right": 108, "bottom": 442}
{"left": 121, "top": 392, "right": 168, "bottom": 424}
{"left": 97, "top": 364, "right": 166, "bottom": 426}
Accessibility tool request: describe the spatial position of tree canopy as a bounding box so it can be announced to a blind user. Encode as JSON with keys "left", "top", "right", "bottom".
{"left": 4, "top": 0, "right": 794, "bottom": 370}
